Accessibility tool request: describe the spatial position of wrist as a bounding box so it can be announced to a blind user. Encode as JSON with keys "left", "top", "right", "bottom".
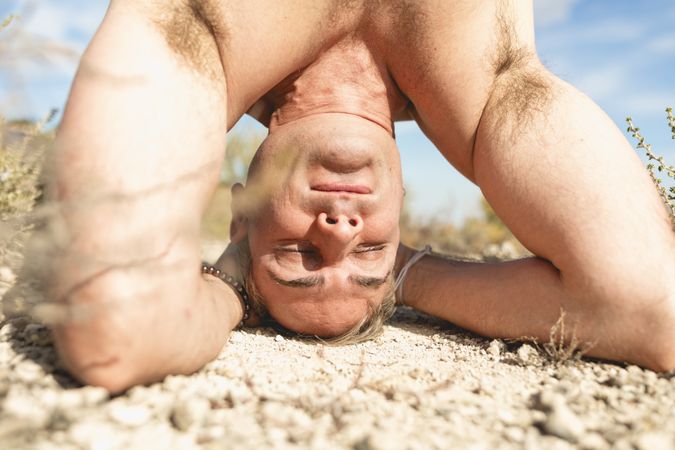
{"left": 394, "top": 243, "right": 415, "bottom": 278}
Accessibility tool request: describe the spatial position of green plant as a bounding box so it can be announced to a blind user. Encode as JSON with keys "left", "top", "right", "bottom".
{"left": 626, "top": 108, "right": 675, "bottom": 229}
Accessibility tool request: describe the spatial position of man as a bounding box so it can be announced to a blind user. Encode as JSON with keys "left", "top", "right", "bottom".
{"left": 37, "top": 0, "right": 674, "bottom": 393}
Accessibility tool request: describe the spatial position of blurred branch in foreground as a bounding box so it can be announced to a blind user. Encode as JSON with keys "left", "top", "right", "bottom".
{"left": 201, "top": 131, "right": 264, "bottom": 240}
{"left": 0, "top": 6, "right": 81, "bottom": 115}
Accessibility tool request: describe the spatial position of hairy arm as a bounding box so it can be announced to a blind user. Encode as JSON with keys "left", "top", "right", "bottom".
{"left": 44, "top": 0, "right": 242, "bottom": 392}
{"left": 402, "top": 2, "right": 675, "bottom": 370}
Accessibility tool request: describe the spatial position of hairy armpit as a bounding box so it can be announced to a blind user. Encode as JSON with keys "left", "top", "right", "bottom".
{"left": 137, "top": 0, "right": 228, "bottom": 82}
{"left": 486, "top": 0, "right": 553, "bottom": 138}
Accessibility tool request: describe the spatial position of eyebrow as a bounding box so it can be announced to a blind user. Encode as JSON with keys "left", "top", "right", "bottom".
{"left": 266, "top": 269, "right": 391, "bottom": 290}
{"left": 348, "top": 271, "right": 391, "bottom": 288}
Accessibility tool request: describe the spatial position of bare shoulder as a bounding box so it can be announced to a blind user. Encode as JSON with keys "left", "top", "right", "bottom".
{"left": 379, "top": 0, "right": 541, "bottom": 179}
{"left": 105, "top": 0, "right": 225, "bottom": 83}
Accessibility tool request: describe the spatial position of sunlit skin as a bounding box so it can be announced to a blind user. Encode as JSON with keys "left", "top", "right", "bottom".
{"left": 232, "top": 113, "right": 403, "bottom": 336}
{"left": 39, "top": 0, "right": 675, "bottom": 392}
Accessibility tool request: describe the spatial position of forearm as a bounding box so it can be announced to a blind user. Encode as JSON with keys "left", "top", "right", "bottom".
{"left": 399, "top": 249, "right": 566, "bottom": 343}
{"left": 398, "top": 247, "right": 668, "bottom": 368}
{"left": 44, "top": 1, "right": 233, "bottom": 392}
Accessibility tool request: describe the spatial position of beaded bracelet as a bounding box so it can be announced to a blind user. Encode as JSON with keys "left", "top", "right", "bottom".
{"left": 201, "top": 264, "right": 251, "bottom": 328}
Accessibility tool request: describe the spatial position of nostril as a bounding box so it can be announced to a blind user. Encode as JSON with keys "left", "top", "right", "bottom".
{"left": 349, "top": 219, "right": 358, "bottom": 227}
{"left": 326, "top": 217, "right": 337, "bottom": 225}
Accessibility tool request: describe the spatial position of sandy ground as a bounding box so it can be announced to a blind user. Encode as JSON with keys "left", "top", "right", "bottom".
{"left": 1, "top": 244, "right": 674, "bottom": 450}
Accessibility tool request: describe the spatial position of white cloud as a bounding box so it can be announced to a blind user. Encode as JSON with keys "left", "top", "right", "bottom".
{"left": 568, "top": 62, "right": 631, "bottom": 103}
{"left": 620, "top": 91, "right": 675, "bottom": 116}
{"left": 534, "top": 0, "right": 584, "bottom": 27}
{"left": 21, "top": 1, "right": 106, "bottom": 52}
{"left": 647, "top": 33, "right": 675, "bottom": 55}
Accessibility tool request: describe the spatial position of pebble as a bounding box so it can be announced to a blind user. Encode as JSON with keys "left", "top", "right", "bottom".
{"left": 23, "top": 323, "right": 52, "bottom": 346}
{"left": 14, "top": 360, "right": 44, "bottom": 383}
{"left": 68, "top": 419, "right": 125, "bottom": 450}
{"left": 370, "top": 429, "right": 410, "bottom": 450}
{"left": 504, "top": 426, "right": 525, "bottom": 442}
{"left": 0, "top": 341, "right": 13, "bottom": 363}
{"left": 634, "top": 431, "right": 674, "bottom": 450}
{"left": 80, "top": 386, "right": 110, "bottom": 406}
{"left": 2, "top": 388, "right": 51, "bottom": 428}
{"left": 108, "top": 402, "right": 152, "bottom": 427}
{"left": 517, "top": 344, "right": 539, "bottom": 365}
{"left": 578, "top": 433, "right": 610, "bottom": 450}
{"left": 266, "top": 426, "right": 289, "bottom": 445}
{"left": 274, "top": 335, "right": 284, "bottom": 342}
{"left": 487, "top": 339, "right": 506, "bottom": 357}
{"left": 535, "top": 391, "right": 585, "bottom": 443}
{"left": 171, "top": 397, "right": 211, "bottom": 431}
{"left": 0, "top": 266, "right": 16, "bottom": 284}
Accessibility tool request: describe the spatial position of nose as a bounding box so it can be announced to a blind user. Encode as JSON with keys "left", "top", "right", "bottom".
{"left": 316, "top": 212, "right": 363, "bottom": 260}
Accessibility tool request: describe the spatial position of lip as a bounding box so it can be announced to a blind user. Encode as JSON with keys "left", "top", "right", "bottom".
{"left": 311, "top": 183, "right": 372, "bottom": 194}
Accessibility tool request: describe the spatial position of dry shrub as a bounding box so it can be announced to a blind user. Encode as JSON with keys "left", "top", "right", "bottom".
{"left": 400, "top": 196, "right": 529, "bottom": 260}
{"left": 0, "top": 113, "right": 55, "bottom": 270}
{"left": 540, "top": 309, "right": 595, "bottom": 364}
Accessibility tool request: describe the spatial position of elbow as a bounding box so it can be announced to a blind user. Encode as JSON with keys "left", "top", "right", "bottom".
{"left": 645, "top": 351, "right": 675, "bottom": 373}
{"left": 54, "top": 330, "right": 142, "bottom": 394}
{"left": 640, "top": 316, "right": 675, "bottom": 373}
{"left": 631, "top": 291, "right": 675, "bottom": 373}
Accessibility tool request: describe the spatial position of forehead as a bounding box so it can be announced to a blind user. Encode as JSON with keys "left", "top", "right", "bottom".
{"left": 267, "top": 291, "right": 371, "bottom": 337}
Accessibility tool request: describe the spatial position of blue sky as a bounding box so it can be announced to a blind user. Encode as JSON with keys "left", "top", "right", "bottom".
{"left": 1, "top": 0, "right": 674, "bottom": 224}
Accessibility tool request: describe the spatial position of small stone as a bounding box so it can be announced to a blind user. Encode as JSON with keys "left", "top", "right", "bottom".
{"left": 362, "top": 429, "right": 407, "bottom": 450}
{"left": 274, "top": 335, "right": 284, "bottom": 342}
{"left": 171, "top": 397, "right": 211, "bottom": 431}
{"left": 22, "top": 323, "right": 53, "bottom": 346}
{"left": 226, "top": 384, "right": 251, "bottom": 405}
{"left": 229, "top": 332, "right": 243, "bottom": 344}
{"left": 14, "top": 360, "right": 44, "bottom": 383}
{"left": 579, "top": 433, "right": 610, "bottom": 450}
{"left": 504, "top": 427, "right": 525, "bottom": 442}
{"left": 0, "top": 341, "right": 13, "bottom": 363}
{"left": 0, "top": 266, "right": 16, "bottom": 284}
{"left": 199, "top": 425, "right": 226, "bottom": 443}
{"left": 266, "top": 426, "right": 288, "bottom": 445}
{"left": 68, "top": 419, "right": 124, "bottom": 450}
{"left": 80, "top": 386, "right": 109, "bottom": 406}
{"left": 487, "top": 340, "right": 506, "bottom": 357}
{"left": 517, "top": 344, "right": 539, "bottom": 365}
{"left": 108, "top": 402, "right": 152, "bottom": 427}
{"left": 2, "top": 389, "right": 51, "bottom": 428}
{"left": 634, "top": 431, "right": 674, "bottom": 450}
{"left": 534, "top": 391, "right": 585, "bottom": 443}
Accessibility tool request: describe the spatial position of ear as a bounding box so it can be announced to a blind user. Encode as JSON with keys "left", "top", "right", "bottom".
{"left": 229, "top": 183, "right": 248, "bottom": 244}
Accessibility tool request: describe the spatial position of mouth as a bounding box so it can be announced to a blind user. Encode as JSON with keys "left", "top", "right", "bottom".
{"left": 311, "top": 183, "right": 372, "bottom": 194}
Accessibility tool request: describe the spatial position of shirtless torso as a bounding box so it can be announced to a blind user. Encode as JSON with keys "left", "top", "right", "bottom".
{"left": 35, "top": 0, "right": 675, "bottom": 392}
{"left": 163, "top": 0, "right": 527, "bottom": 178}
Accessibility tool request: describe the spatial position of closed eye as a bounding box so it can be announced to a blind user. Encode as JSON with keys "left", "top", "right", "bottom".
{"left": 353, "top": 244, "right": 386, "bottom": 253}
{"left": 277, "top": 247, "right": 316, "bottom": 254}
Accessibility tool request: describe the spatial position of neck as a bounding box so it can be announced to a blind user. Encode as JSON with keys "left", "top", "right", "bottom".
{"left": 254, "top": 39, "right": 408, "bottom": 135}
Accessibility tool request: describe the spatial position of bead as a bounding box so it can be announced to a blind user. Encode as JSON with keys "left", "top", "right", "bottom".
{"left": 201, "top": 263, "right": 251, "bottom": 329}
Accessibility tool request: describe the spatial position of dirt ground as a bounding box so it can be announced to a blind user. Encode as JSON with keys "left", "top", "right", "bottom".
{"left": 1, "top": 245, "right": 674, "bottom": 450}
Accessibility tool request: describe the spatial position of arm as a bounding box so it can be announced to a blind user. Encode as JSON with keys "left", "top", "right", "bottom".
{"left": 399, "top": 3, "right": 675, "bottom": 370}
{"left": 44, "top": 0, "right": 240, "bottom": 392}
